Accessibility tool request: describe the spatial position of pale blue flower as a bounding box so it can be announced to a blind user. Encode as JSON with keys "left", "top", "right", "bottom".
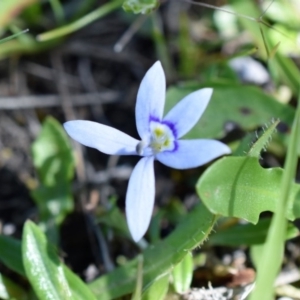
{"left": 64, "top": 61, "right": 231, "bottom": 242}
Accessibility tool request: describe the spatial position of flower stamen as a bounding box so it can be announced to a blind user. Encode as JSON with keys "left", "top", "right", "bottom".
{"left": 149, "top": 121, "right": 175, "bottom": 153}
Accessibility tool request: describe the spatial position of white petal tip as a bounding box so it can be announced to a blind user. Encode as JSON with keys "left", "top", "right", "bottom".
{"left": 128, "top": 216, "right": 149, "bottom": 243}
{"left": 222, "top": 144, "right": 232, "bottom": 155}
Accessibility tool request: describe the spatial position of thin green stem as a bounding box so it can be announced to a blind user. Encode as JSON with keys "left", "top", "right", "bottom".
{"left": 0, "top": 29, "right": 29, "bottom": 45}
{"left": 37, "top": 0, "right": 123, "bottom": 41}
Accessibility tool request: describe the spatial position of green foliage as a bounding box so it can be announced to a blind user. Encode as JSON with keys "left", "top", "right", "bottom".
{"left": 123, "top": 0, "right": 159, "bottom": 14}
{"left": 0, "top": 235, "right": 26, "bottom": 276}
{"left": 0, "top": 223, "right": 97, "bottom": 300}
{"left": 30, "top": 117, "right": 75, "bottom": 244}
{"left": 165, "top": 82, "right": 294, "bottom": 140}
{"left": 247, "top": 119, "right": 279, "bottom": 158}
{"left": 0, "top": 0, "right": 37, "bottom": 27}
{"left": 231, "top": 1, "right": 300, "bottom": 94}
{"left": 31, "top": 117, "right": 74, "bottom": 227}
{"left": 172, "top": 253, "right": 193, "bottom": 293}
{"left": 1, "top": 0, "right": 300, "bottom": 299}
{"left": 0, "top": 273, "right": 28, "bottom": 300}
{"left": 141, "top": 273, "right": 169, "bottom": 300}
{"left": 22, "top": 221, "right": 74, "bottom": 300}
{"left": 209, "top": 218, "right": 298, "bottom": 246}
{"left": 88, "top": 204, "right": 216, "bottom": 299}
{"left": 197, "top": 156, "right": 300, "bottom": 223}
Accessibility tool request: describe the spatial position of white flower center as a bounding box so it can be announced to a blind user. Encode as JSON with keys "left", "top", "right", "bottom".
{"left": 149, "top": 121, "right": 175, "bottom": 153}
{"left": 136, "top": 121, "right": 176, "bottom": 156}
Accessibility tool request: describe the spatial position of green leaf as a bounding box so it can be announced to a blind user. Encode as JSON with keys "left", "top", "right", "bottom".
{"left": 31, "top": 117, "right": 75, "bottom": 229}
{"left": 0, "top": 234, "right": 96, "bottom": 300}
{"left": 97, "top": 204, "right": 130, "bottom": 237}
{"left": 172, "top": 253, "right": 193, "bottom": 293}
{"left": 165, "top": 82, "right": 294, "bottom": 139}
{"left": 31, "top": 185, "right": 74, "bottom": 225}
{"left": 141, "top": 273, "right": 169, "bottom": 300}
{"left": 231, "top": 1, "right": 300, "bottom": 95}
{"left": 22, "top": 221, "right": 97, "bottom": 300}
{"left": 22, "top": 221, "right": 73, "bottom": 300}
{"left": 209, "top": 218, "right": 298, "bottom": 246}
{"left": 88, "top": 204, "right": 216, "bottom": 299}
{"left": 32, "top": 116, "right": 74, "bottom": 186}
{"left": 123, "top": 0, "right": 159, "bottom": 14}
{"left": 247, "top": 119, "right": 280, "bottom": 158}
{"left": 0, "top": 235, "right": 25, "bottom": 276}
{"left": 197, "top": 156, "right": 300, "bottom": 224}
{"left": 63, "top": 268, "right": 97, "bottom": 300}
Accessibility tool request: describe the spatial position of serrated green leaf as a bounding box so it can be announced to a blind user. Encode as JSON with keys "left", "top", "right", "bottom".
{"left": 88, "top": 204, "right": 216, "bottom": 299}
{"left": 165, "top": 82, "right": 294, "bottom": 140}
{"left": 197, "top": 156, "right": 300, "bottom": 224}
{"left": 172, "top": 253, "right": 193, "bottom": 293}
{"left": 123, "top": 0, "right": 158, "bottom": 14}
{"left": 247, "top": 119, "right": 279, "bottom": 158}
{"left": 209, "top": 218, "right": 298, "bottom": 246}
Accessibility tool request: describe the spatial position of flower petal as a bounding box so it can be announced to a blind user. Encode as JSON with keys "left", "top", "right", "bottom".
{"left": 64, "top": 120, "right": 139, "bottom": 155}
{"left": 135, "top": 61, "right": 166, "bottom": 140}
{"left": 163, "top": 88, "right": 213, "bottom": 138}
{"left": 156, "top": 139, "right": 231, "bottom": 169}
{"left": 126, "top": 156, "right": 155, "bottom": 242}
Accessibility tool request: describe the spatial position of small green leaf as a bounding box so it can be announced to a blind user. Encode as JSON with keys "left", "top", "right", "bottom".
{"left": 141, "top": 273, "right": 169, "bottom": 300}
{"left": 197, "top": 157, "right": 300, "bottom": 224}
{"left": 31, "top": 117, "right": 75, "bottom": 233}
{"left": 172, "top": 253, "right": 193, "bottom": 293}
{"left": 123, "top": 0, "right": 159, "bottom": 14}
{"left": 32, "top": 116, "right": 74, "bottom": 186}
{"left": 88, "top": 204, "right": 216, "bottom": 299}
{"left": 247, "top": 119, "right": 279, "bottom": 158}
{"left": 209, "top": 219, "right": 298, "bottom": 246}
{"left": 22, "top": 221, "right": 73, "bottom": 300}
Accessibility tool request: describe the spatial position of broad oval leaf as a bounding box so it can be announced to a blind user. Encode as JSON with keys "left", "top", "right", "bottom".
{"left": 197, "top": 156, "right": 300, "bottom": 223}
